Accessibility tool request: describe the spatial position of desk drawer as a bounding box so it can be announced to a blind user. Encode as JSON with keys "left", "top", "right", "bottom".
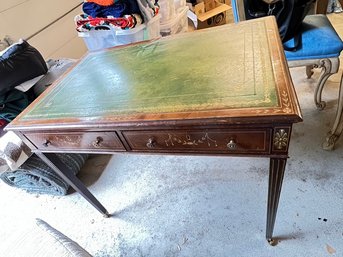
{"left": 122, "top": 129, "right": 271, "bottom": 154}
{"left": 25, "top": 132, "right": 125, "bottom": 151}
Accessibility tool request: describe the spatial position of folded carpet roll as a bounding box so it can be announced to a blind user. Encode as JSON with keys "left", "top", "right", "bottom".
{"left": 0, "top": 153, "right": 89, "bottom": 196}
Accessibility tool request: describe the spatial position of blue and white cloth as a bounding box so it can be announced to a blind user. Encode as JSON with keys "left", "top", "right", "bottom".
{"left": 327, "top": 0, "right": 342, "bottom": 13}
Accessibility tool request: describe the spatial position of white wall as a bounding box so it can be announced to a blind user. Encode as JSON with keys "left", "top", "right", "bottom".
{"left": 0, "top": 0, "right": 87, "bottom": 59}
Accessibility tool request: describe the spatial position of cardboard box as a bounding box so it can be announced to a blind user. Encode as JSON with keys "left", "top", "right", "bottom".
{"left": 190, "top": 0, "right": 231, "bottom": 29}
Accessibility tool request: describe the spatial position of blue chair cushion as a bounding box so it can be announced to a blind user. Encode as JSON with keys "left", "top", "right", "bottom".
{"left": 285, "top": 15, "right": 343, "bottom": 61}
{"left": 231, "top": 0, "right": 240, "bottom": 23}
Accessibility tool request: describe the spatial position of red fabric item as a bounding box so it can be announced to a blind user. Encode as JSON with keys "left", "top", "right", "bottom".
{"left": 0, "top": 119, "right": 8, "bottom": 127}
{"left": 85, "top": 0, "right": 114, "bottom": 6}
{"left": 76, "top": 16, "right": 135, "bottom": 30}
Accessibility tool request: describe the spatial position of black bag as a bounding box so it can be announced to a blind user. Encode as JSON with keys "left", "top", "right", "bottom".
{"left": 0, "top": 89, "right": 33, "bottom": 122}
{"left": 0, "top": 40, "right": 48, "bottom": 95}
{"left": 244, "top": 0, "right": 315, "bottom": 50}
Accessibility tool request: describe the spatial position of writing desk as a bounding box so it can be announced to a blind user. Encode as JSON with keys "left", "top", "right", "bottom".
{"left": 7, "top": 16, "right": 302, "bottom": 243}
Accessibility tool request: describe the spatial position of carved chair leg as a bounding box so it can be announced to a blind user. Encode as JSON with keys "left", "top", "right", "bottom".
{"left": 306, "top": 65, "right": 314, "bottom": 79}
{"left": 314, "top": 58, "right": 340, "bottom": 110}
{"left": 323, "top": 73, "right": 343, "bottom": 150}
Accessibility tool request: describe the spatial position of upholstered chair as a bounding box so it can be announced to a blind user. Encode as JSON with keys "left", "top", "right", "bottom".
{"left": 231, "top": 0, "right": 343, "bottom": 150}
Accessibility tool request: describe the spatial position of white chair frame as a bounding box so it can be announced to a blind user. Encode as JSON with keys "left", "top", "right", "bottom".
{"left": 231, "top": 0, "right": 342, "bottom": 150}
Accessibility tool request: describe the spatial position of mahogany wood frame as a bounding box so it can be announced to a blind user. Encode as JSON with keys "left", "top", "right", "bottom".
{"left": 6, "top": 17, "right": 302, "bottom": 244}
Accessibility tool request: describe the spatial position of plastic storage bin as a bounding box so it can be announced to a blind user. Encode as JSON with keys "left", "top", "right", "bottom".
{"left": 174, "top": 0, "right": 187, "bottom": 11}
{"left": 78, "top": 14, "right": 160, "bottom": 51}
{"left": 159, "top": 0, "right": 187, "bottom": 23}
{"left": 159, "top": 0, "right": 176, "bottom": 23}
{"left": 160, "top": 6, "right": 188, "bottom": 37}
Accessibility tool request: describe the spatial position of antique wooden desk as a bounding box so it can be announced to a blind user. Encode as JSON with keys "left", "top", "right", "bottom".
{"left": 6, "top": 16, "right": 302, "bottom": 243}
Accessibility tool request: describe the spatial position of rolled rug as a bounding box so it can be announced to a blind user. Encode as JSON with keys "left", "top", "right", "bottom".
{"left": 0, "top": 153, "right": 89, "bottom": 196}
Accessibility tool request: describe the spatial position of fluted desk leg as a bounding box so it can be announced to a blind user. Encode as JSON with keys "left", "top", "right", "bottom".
{"left": 266, "top": 157, "right": 287, "bottom": 245}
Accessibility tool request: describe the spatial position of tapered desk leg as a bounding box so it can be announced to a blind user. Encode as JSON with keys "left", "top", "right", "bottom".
{"left": 266, "top": 157, "right": 287, "bottom": 245}
{"left": 36, "top": 152, "right": 110, "bottom": 217}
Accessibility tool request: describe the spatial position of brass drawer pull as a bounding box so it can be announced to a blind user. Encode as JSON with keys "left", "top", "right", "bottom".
{"left": 227, "top": 139, "right": 237, "bottom": 150}
{"left": 92, "top": 137, "right": 103, "bottom": 148}
{"left": 43, "top": 139, "right": 51, "bottom": 147}
{"left": 146, "top": 138, "right": 156, "bottom": 149}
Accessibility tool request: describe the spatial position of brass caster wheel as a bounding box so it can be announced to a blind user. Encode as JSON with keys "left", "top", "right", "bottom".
{"left": 103, "top": 211, "right": 111, "bottom": 218}
{"left": 267, "top": 238, "right": 278, "bottom": 246}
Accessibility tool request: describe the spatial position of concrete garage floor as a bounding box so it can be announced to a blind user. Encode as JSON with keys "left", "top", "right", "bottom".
{"left": 0, "top": 14, "right": 343, "bottom": 257}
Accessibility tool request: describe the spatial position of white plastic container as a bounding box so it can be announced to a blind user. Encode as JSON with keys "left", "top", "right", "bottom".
{"left": 78, "top": 15, "right": 160, "bottom": 51}
{"left": 159, "top": 0, "right": 187, "bottom": 23}
{"left": 160, "top": 6, "right": 188, "bottom": 37}
{"left": 159, "top": 0, "right": 176, "bottom": 23}
{"left": 174, "top": 0, "right": 186, "bottom": 11}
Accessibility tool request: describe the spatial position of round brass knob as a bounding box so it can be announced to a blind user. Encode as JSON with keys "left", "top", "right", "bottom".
{"left": 43, "top": 139, "right": 51, "bottom": 147}
{"left": 146, "top": 138, "right": 156, "bottom": 149}
{"left": 227, "top": 139, "right": 237, "bottom": 150}
{"left": 92, "top": 137, "right": 103, "bottom": 148}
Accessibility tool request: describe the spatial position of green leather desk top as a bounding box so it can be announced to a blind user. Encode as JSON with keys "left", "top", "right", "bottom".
{"left": 10, "top": 16, "right": 301, "bottom": 129}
